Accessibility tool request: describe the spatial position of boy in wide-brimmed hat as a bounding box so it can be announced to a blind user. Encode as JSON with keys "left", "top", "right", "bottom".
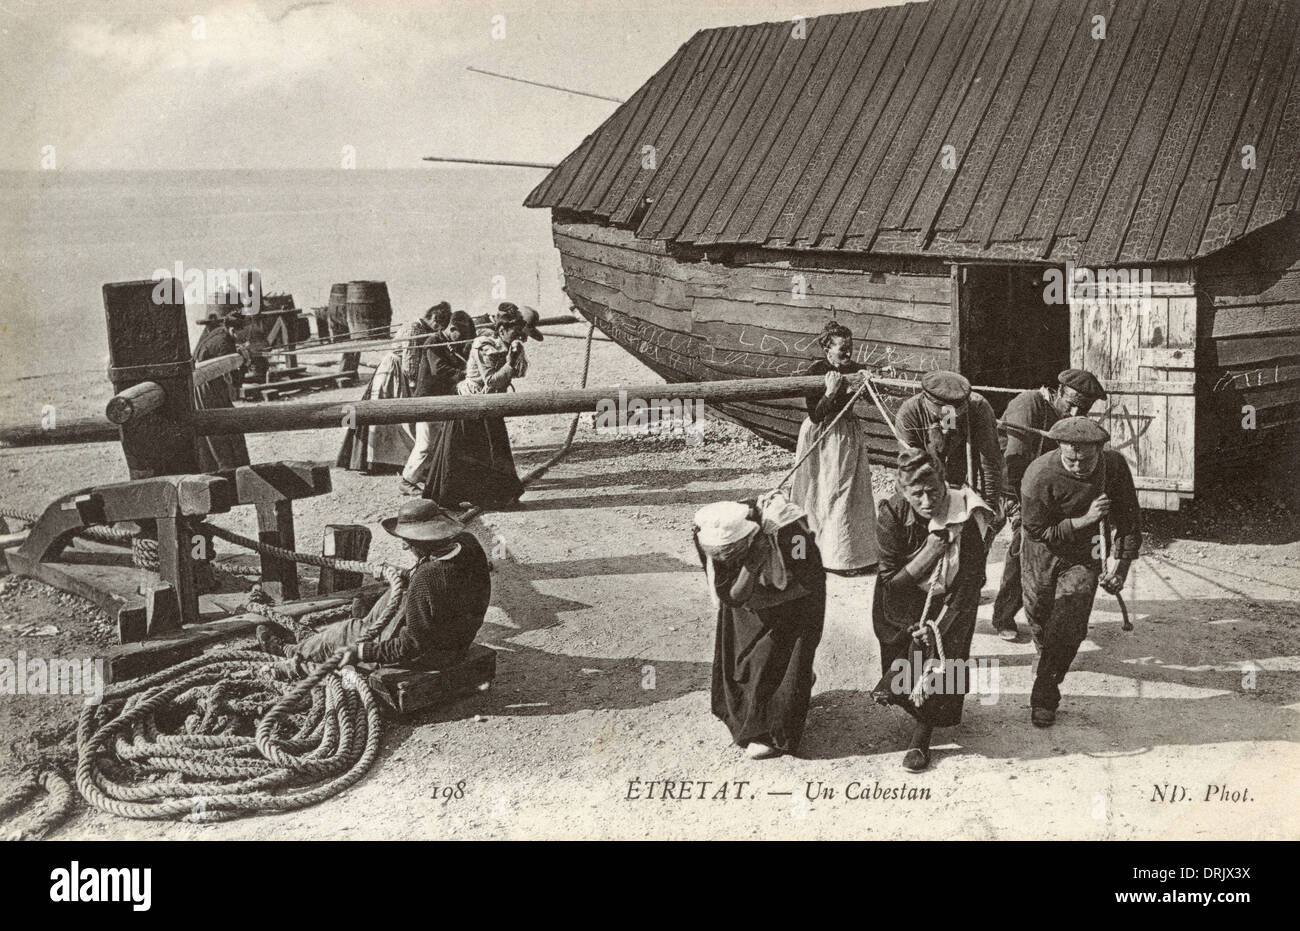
{"left": 257, "top": 500, "right": 491, "bottom": 668}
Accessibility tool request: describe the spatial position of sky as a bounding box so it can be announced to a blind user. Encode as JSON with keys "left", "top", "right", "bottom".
{"left": 1, "top": 0, "right": 903, "bottom": 170}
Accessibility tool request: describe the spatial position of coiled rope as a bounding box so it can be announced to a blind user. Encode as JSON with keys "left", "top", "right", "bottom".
{"left": 0, "top": 769, "right": 75, "bottom": 840}
{"left": 75, "top": 648, "right": 381, "bottom": 822}
{"left": 3, "top": 321, "right": 600, "bottom": 830}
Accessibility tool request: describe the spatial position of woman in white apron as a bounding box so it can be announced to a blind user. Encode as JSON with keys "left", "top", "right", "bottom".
{"left": 790, "top": 321, "right": 878, "bottom": 575}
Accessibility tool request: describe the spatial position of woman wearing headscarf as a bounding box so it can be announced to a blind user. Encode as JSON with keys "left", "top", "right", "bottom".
{"left": 791, "top": 321, "right": 878, "bottom": 575}
{"left": 871, "top": 447, "right": 991, "bottom": 772}
{"left": 422, "top": 305, "right": 536, "bottom": 508}
{"left": 693, "top": 493, "right": 827, "bottom": 759}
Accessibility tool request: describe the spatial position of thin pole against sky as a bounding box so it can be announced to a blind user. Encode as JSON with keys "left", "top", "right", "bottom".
{"left": 422, "top": 156, "right": 557, "bottom": 169}
{"left": 466, "top": 66, "right": 626, "bottom": 103}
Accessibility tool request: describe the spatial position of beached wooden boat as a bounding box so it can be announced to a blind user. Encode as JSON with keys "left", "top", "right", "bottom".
{"left": 526, "top": 0, "right": 1300, "bottom": 510}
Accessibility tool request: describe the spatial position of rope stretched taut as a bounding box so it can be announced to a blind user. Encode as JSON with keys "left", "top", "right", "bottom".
{"left": 776, "top": 376, "right": 870, "bottom": 491}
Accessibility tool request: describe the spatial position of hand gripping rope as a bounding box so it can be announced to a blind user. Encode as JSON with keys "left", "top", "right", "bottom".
{"left": 1095, "top": 452, "right": 1133, "bottom": 632}
{"left": 908, "top": 550, "right": 950, "bottom": 707}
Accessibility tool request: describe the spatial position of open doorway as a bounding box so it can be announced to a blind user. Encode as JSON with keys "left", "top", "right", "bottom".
{"left": 956, "top": 264, "right": 1071, "bottom": 416}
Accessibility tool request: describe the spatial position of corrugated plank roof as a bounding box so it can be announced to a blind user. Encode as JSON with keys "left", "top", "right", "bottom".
{"left": 525, "top": 0, "right": 1300, "bottom": 264}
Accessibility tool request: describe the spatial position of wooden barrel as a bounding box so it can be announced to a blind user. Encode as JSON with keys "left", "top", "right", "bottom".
{"left": 327, "top": 282, "right": 356, "bottom": 374}
{"left": 313, "top": 307, "right": 332, "bottom": 341}
{"left": 327, "top": 283, "right": 349, "bottom": 343}
{"left": 345, "top": 280, "right": 393, "bottom": 342}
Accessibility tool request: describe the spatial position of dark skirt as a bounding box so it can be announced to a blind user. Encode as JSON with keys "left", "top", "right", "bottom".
{"left": 421, "top": 417, "right": 524, "bottom": 507}
{"left": 871, "top": 596, "right": 978, "bottom": 728}
{"left": 194, "top": 379, "right": 249, "bottom": 472}
{"left": 712, "top": 586, "right": 825, "bottom": 753}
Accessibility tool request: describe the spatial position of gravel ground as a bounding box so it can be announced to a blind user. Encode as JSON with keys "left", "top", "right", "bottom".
{"left": 1, "top": 330, "right": 1298, "bottom": 840}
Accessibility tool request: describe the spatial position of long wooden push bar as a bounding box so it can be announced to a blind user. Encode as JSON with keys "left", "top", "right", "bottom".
{"left": 1, "top": 373, "right": 1025, "bottom": 447}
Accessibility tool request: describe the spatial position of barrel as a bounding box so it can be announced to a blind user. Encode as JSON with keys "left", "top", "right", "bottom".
{"left": 326, "top": 283, "right": 349, "bottom": 342}
{"left": 327, "top": 282, "right": 355, "bottom": 373}
{"left": 313, "top": 307, "right": 332, "bottom": 341}
{"left": 345, "top": 280, "right": 393, "bottom": 343}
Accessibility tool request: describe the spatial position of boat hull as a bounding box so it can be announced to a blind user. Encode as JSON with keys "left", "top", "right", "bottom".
{"left": 552, "top": 220, "right": 956, "bottom": 456}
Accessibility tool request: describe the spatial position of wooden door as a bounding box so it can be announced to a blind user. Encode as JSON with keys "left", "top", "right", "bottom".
{"left": 1070, "top": 266, "right": 1197, "bottom": 510}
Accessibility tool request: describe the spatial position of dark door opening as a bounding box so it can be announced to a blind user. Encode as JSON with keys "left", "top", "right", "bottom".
{"left": 957, "top": 265, "right": 1071, "bottom": 416}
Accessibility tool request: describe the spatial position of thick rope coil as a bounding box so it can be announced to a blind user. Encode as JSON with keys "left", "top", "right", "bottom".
{"left": 76, "top": 649, "right": 382, "bottom": 823}
{"left": 0, "top": 768, "right": 75, "bottom": 840}
{"left": 11, "top": 322, "right": 598, "bottom": 830}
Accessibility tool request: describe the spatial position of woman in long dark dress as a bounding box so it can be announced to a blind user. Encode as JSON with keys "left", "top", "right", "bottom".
{"left": 192, "top": 311, "right": 251, "bottom": 472}
{"left": 871, "top": 447, "right": 991, "bottom": 772}
{"left": 421, "top": 310, "right": 530, "bottom": 508}
{"left": 694, "top": 494, "right": 826, "bottom": 759}
{"left": 791, "top": 321, "right": 877, "bottom": 574}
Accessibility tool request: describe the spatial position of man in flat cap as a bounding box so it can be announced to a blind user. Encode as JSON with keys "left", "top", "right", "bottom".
{"left": 991, "top": 369, "right": 1107, "bottom": 640}
{"left": 257, "top": 500, "right": 491, "bottom": 669}
{"left": 1019, "top": 417, "right": 1141, "bottom": 727}
{"left": 895, "top": 370, "right": 1009, "bottom": 518}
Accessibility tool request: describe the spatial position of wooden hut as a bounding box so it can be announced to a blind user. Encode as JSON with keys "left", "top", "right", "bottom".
{"left": 525, "top": 0, "right": 1300, "bottom": 510}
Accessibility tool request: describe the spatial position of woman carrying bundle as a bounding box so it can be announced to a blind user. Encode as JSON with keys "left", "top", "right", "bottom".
{"left": 693, "top": 493, "right": 826, "bottom": 759}
{"left": 871, "top": 447, "right": 991, "bottom": 772}
{"left": 791, "top": 321, "right": 878, "bottom": 575}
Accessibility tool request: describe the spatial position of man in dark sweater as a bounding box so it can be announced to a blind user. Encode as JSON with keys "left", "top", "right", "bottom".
{"left": 991, "top": 369, "right": 1107, "bottom": 640}
{"left": 257, "top": 500, "right": 491, "bottom": 669}
{"left": 894, "top": 370, "right": 1008, "bottom": 511}
{"left": 1020, "top": 417, "right": 1141, "bottom": 727}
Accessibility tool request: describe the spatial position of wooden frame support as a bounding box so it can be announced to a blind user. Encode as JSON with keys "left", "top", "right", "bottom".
{"left": 222, "top": 461, "right": 333, "bottom": 601}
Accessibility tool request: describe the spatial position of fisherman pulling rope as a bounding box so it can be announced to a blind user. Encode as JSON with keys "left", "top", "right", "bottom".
{"left": 1019, "top": 416, "right": 1142, "bottom": 728}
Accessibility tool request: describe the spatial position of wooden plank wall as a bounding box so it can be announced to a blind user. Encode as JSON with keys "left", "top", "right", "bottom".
{"left": 1194, "top": 212, "right": 1300, "bottom": 465}
{"left": 1071, "top": 268, "right": 1197, "bottom": 510}
{"left": 554, "top": 221, "right": 953, "bottom": 456}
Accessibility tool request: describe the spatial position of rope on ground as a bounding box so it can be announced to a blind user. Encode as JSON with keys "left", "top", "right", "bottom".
{"left": 1, "top": 722, "right": 79, "bottom": 840}
{"left": 75, "top": 648, "right": 382, "bottom": 822}
{"left": 0, "top": 769, "right": 75, "bottom": 840}
{"left": 1143, "top": 550, "right": 1300, "bottom": 596}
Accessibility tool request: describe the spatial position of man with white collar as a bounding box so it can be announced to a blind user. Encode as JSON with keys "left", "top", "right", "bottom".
{"left": 257, "top": 500, "right": 490, "bottom": 668}
{"left": 872, "top": 447, "right": 992, "bottom": 772}
{"left": 992, "top": 368, "right": 1107, "bottom": 641}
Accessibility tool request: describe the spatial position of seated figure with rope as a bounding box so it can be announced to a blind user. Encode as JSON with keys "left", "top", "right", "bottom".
{"left": 871, "top": 447, "right": 993, "bottom": 773}
{"left": 256, "top": 500, "right": 491, "bottom": 673}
